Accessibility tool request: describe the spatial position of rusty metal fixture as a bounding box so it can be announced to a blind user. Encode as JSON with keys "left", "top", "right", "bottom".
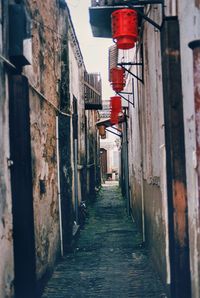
{"left": 189, "top": 39, "right": 200, "bottom": 209}
{"left": 111, "top": 9, "right": 138, "bottom": 50}
{"left": 110, "top": 67, "right": 125, "bottom": 92}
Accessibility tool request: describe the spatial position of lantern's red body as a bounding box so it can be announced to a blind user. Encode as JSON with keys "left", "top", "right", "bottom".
{"left": 110, "top": 96, "right": 122, "bottom": 124}
{"left": 110, "top": 67, "right": 125, "bottom": 92}
{"left": 111, "top": 9, "right": 138, "bottom": 50}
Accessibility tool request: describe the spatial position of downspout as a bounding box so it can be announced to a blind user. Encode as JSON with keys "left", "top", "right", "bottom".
{"left": 136, "top": 59, "right": 145, "bottom": 243}
{"left": 74, "top": 138, "right": 79, "bottom": 224}
{"left": 124, "top": 114, "right": 130, "bottom": 215}
{"left": 56, "top": 116, "right": 64, "bottom": 257}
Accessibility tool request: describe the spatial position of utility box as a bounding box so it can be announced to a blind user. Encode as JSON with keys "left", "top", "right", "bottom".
{"left": 9, "top": 4, "right": 32, "bottom": 67}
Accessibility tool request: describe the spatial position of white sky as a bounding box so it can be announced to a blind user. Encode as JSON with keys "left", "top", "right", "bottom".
{"left": 67, "top": 0, "right": 114, "bottom": 100}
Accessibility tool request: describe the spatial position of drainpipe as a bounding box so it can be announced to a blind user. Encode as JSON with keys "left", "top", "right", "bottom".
{"left": 189, "top": 40, "right": 200, "bottom": 211}
{"left": 124, "top": 116, "right": 130, "bottom": 215}
{"left": 56, "top": 116, "right": 64, "bottom": 257}
{"left": 74, "top": 139, "right": 79, "bottom": 223}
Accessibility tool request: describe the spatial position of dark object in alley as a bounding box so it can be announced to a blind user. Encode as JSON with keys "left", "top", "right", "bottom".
{"left": 78, "top": 201, "right": 87, "bottom": 228}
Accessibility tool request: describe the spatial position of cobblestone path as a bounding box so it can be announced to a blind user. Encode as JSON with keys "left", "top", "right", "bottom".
{"left": 42, "top": 183, "right": 167, "bottom": 298}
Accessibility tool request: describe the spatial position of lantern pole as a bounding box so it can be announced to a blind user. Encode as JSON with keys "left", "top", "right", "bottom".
{"left": 118, "top": 62, "right": 142, "bottom": 66}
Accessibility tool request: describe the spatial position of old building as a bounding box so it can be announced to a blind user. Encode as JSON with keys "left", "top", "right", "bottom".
{"left": 89, "top": 1, "right": 200, "bottom": 297}
{"left": 98, "top": 100, "right": 120, "bottom": 181}
{"left": 0, "top": 1, "right": 101, "bottom": 297}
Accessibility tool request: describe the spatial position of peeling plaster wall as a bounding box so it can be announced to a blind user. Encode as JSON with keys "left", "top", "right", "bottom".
{"left": 68, "top": 21, "right": 86, "bottom": 205}
{"left": 178, "top": 1, "right": 200, "bottom": 296}
{"left": 29, "top": 90, "right": 59, "bottom": 282}
{"left": 86, "top": 110, "right": 99, "bottom": 197}
{"left": 0, "top": 2, "right": 14, "bottom": 297}
{"left": 127, "top": 5, "right": 170, "bottom": 288}
{"left": 24, "top": 0, "right": 62, "bottom": 284}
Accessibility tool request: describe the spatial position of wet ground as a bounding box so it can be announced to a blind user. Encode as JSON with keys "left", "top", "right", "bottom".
{"left": 42, "top": 182, "right": 167, "bottom": 298}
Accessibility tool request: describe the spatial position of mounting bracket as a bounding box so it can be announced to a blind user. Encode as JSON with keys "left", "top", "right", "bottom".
{"left": 129, "top": 5, "right": 164, "bottom": 31}
{"left": 113, "top": 0, "right": 165, "bottom": 31}
{"left": 116, "top": 78, "right": 135, "bottom": 106}
{"left": 118, "top": 63, "right": 144, "bottom": 84}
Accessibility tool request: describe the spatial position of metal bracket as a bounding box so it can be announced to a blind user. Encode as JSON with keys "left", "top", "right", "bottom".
{"left": 113, "top": 0, "right": 165, "bottom": 31}
{"left": 116, "top": 78, "right": 135, "bottom": 106}
{"left": 129, "top": 4, "right": 164, "bottom": 31}
{"left": 118, "top": 63, "right": 144, "bottom": 84}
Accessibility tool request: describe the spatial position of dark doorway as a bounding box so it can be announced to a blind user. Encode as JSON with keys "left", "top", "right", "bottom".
{"left": 100, "top": 148, "right": 107, "bottom": 180}
{"left": 9, "top": 75, "right": 36, "bottom": 298}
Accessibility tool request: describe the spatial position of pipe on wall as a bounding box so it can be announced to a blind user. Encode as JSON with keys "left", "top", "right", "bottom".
{"left": 56, "top": 116, "right": 64, "bottom": 257}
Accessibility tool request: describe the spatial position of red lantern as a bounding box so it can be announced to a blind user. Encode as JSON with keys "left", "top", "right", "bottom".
{"left": 110, "top": 112, "right": 118, "bottom": 125}
{"left": 110, "top": 67, "right": 125, "bottom": 92}
{"left": 110, "top": 96, "right": 122, "bottom": 124}
{"left": 111, "top": 96, "right": 122, "bottom": 112}
{"left": 111, "top": 9, "right": 138, "bottom": 50}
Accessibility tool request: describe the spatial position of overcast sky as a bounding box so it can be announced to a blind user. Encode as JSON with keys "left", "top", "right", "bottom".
{"left": 67, "top": 0, "right": 113, "bottom": 100}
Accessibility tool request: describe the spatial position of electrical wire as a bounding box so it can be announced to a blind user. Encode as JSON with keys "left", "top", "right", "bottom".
{"left": 32, "top": 18, "right": 63, "bottom": 39}
{"left": 0, "top": 54, "right": 16, "bottom": 69}
{"left": 29, "top": 84, "right": 71, "bottom": 118}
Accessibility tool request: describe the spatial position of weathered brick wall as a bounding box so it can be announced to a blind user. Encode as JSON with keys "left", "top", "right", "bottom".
{"left": 24, "top": 0, "right": 64, "bottom": 285}
{"left": 23, "top": 0, "right": 89, "bottom": 285}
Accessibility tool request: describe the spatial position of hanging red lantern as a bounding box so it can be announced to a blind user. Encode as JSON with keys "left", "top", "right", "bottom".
{"left": 110, "top": 96, "right": 122, "bottom": 125}
{"left": 110, "top": 67, "right": 125, "bottom": 92}
{"left": 110, "top": 96, "right": 122, "bottom": 112}
{"left": 110, "top": 112, "right": 118, "bottom": 125}
{"left": 111, "top": 9, "right": 138, "bottom": 50}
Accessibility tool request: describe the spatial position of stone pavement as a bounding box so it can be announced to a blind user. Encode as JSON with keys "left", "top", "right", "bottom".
{"left": 41, "top": 182, "right": 167, "bottom": 298}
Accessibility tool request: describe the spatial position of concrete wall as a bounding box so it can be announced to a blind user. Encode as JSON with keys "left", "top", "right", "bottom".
{"left": 127, "top": 4, "right": 170, "bottom": 289}
{"left": 68, "top": 25, "right": 86, "bottom": 206}
{"left": 178, "top": 1, "right": 200, "bottom": 296}
{"left": 127, "top": 1, "right": 200, "bottom": 294}
{"left": 0, "top": 2, "right": 14, "bottom": 297}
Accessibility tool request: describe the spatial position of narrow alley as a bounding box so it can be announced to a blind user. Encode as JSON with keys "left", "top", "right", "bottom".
{"left": 42, "top": 183, "right": 167, "bottom": 298}
{"left": 1, "top": 1, "right": 200, "bottom": 298}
